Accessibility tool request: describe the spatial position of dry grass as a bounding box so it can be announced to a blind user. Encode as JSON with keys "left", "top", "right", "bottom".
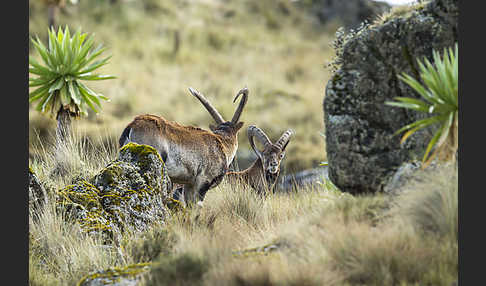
{"left": 29, "top": 0, "right": 335, "bottom": 172}
{"left": 28, "top": 129, "right": 457, "bottom": 285}
{"left": 28, "top": 1, "right": 457, "bottom": 285}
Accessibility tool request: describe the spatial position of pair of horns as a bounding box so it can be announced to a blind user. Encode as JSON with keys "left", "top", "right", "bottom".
{"left": 248, "top": 125, "right": 293, "bottom": 159}
{"left": 188, "top": 87, "right": 249, "bottom": 125}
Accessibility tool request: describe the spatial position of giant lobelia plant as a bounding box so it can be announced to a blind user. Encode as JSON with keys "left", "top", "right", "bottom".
{"left": 29, "top": 25, "right": 115, "bottom": 142}
{"left": 386, "top": 43, "right": 458, "bottom": 168}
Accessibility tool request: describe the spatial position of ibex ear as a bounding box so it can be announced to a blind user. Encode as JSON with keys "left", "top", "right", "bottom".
{"left": 234, "top": 122, "right": 244, "bottom": 131}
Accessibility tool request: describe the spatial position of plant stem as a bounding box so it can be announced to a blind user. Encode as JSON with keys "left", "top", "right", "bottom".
{"left": 56, "top": 105, "right": 72, "bottom": 144}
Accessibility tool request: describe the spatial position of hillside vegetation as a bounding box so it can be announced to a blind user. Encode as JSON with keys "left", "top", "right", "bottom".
{"left": 29, "top": 0, "right": 339, "bottom": 173}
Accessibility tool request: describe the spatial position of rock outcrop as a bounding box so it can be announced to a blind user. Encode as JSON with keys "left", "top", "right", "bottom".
{"left": 29, "top": 167, "right": 48, "bottom": 213}
{"left": 56, "top": 143, "right": 171, "bottom": 242}
{"left": 277, "top": 166, "right": 329, "bottom": 192}
{"left": 323, "top": 0, "right": 458, "bottom": 194}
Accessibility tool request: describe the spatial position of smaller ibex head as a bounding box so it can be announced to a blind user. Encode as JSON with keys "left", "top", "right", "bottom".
{"left": 248, "top": 125, "right": 293, "bottom": 188}
{"left": 188, "top": 87, "right": 249, "bottom": 136}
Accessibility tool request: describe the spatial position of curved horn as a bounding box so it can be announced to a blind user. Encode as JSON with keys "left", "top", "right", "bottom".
{"left": 231, "top": 87, "right": 249, "bottom": 123}
{"left": 275, "top": 129, "right": 293, "bottom": 150}
{"left": 188, "top": 87, "right": 225, "bottom": 124}
{"left": 247, "top": 125, "right": 272, "bottom": 160}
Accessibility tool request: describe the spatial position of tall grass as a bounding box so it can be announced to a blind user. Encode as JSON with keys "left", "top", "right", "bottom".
{"left": 29, "top": 128, "right": 120, "bottom": 285}
{"left": 29, "top": 128, "right": 457, "bottom": 285}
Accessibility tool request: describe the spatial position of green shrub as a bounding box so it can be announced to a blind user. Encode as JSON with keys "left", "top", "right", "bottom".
{"left": 386, "top": 43, "right": 458, "bottom": 168}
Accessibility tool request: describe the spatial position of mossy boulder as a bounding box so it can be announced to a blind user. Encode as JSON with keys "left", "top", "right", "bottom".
{"left": 29, "top": 167, "right": 48, "bottom": 213}
{"left": 56, "top": 143, "right": 171, "bottom": 242}
{"left": 323, "top": 0, "right": 458, "bottom": 194}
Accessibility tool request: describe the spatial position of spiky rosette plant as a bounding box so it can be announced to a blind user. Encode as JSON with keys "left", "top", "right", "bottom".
{"left": 29, "top": 25, "right": 115, "bottom": 141}
{"left": 386, "top": 43, "right": 458, "bottom": 168}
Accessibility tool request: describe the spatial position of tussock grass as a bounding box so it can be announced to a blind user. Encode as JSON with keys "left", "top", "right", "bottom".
{"left": 29, "top": 129, "right": 458, "bottom": 285}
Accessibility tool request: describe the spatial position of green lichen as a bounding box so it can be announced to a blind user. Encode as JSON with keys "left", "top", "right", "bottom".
{"left": 96, "top": 162, "right": 124, "bottom": 186}
{"left": 76, "top": 262, "right": 152, "bottom": 286}
{"left": 120, "top": 142, "right": 164, "bottom": 164}
{"left": 232, "top": 243, "right": 281, "bottom": 258}
{"left": 57, "top": 180, "right": 102, "bottom": 210}
{"left": 166, "top": 198, "right": 185, "bottom": 213}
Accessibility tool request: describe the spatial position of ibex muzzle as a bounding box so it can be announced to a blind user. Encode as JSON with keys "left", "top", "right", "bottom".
{"left": 226, "top": 125, "right": 293, "bottom": 195}
{"left": 119, "top": 87, "right": 249, "bottom": 205}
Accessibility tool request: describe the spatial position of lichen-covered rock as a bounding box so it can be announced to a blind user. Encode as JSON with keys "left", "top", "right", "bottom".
{"left": 323, "top": 0, "right": 458, "bottom": 194}
{"left": 29, "top": 167, "right": 48, "bottom": 213}
{"left": 56, "top": 143, "right": 171, "bottom": 242}
{"left": 77, "top": 263, "right": 151, "bottom": 286}
{"left": 277, "top": 166, "right": 329, "bottom": 192}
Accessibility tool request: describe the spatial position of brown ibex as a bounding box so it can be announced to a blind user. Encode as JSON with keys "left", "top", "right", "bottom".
{"left": 226, "top": 125, "right": 293, "bottom": 195}
{"left": 119, "top": 87, "right": 249, "bottom": 205}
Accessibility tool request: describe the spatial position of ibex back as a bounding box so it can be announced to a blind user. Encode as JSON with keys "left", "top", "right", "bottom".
{"left": 119, "top": 87, "right": 249, "bottom": 205}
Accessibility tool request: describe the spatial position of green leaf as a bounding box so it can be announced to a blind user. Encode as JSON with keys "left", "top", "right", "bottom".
{"left": 60, "top": 84, "right": 71, "bottom": 105}
{"left": 76, "top": 56, "right": 112, "bottom": 75}
{"left": 78, "top": 87, "right": 99, "bottom": 113}
{"left": 29, "top": 77, "right": 56, "bottom": 87}
{"left": 385, "top": 97, "right": 430, "bottom": 113}
{"left": 68, "top": 81, "right": 81, "bottom": 105}
{"left": 29, "top": 84, "right": 51, "bottom": 102}
{"left": 77, "top": 73, "right": 116, "bottom": 81}
{"left": 421, "top": 121, "right": 445, "bottom": 165}
{"left": 78, "top": 82, "right": 102, "bottom": 108}
{"left": 83, "top": 44, "right": 106, "bottom": 67}
{"left": 393, "top": 115, "right": 443, "bottom": 136}
{"left": 48, "top": 77, "right": 65, "bottom": 93}
{"left": 31, "top": 36, "right": 53, "bottom": 69}
{"left": 73, "top": 35, "right": 95, "bottom": 68}
{"left": 38, "top": 91, "right": 54, "bottom": 112}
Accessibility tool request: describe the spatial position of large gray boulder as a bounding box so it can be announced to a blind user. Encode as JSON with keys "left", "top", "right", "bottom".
{"left": 56, "top": 143, "right": 171, "bottom": 243}
{"left": 323, "top": 0, "right": 458, "bottom": 194}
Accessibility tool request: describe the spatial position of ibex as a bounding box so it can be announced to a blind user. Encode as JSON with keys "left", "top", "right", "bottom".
{"left": 119, "top": 87, "right": 249, "bottom": 205}
{"left": 226, "top": 125, "right": 293, "bottom": 195}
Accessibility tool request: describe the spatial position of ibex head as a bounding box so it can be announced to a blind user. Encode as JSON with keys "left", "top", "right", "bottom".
{"left": 188, "top": 87, "right": 249, "bottom": 137}
{"left": 248, "top": 125, "right": 293, "bottom": 188}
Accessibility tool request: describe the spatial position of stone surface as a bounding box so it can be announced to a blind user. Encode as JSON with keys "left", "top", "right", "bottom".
{"left": 29, "top": 167, "right": 48, "bottom": 213}
{"left": 277, "top": 166, "right": 329, "bottom": 192}
{"left": 323, "top": 0, "right": 458, "bottom": 194}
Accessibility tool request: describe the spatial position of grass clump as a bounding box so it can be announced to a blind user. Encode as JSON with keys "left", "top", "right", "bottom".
{"left": 147, "top": 252, "right": 209, "bottom": 286}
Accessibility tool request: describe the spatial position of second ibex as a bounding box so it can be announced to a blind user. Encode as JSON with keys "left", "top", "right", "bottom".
{"left": 119, "top": 87, "right": 249, "bottom": 206}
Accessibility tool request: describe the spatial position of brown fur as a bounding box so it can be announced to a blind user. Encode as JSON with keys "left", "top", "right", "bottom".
{"left": 121, "top": 114, "right": 243, "bottom": 204}
{"left": 226, "top": 144, "right": 285, "bottom": 195}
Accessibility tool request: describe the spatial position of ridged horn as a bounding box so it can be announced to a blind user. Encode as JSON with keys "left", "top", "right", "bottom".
{"left": 275, "top": 129, "right": 293, "bottom": 150}
{"left": 188, "top": 87, "right": 225, "bottom": 124}
{"left": 230, "top": 87, "right": 249, "bottom": 124}
{"left": 247, "top": 125, "right": 272, "bottom": 160}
